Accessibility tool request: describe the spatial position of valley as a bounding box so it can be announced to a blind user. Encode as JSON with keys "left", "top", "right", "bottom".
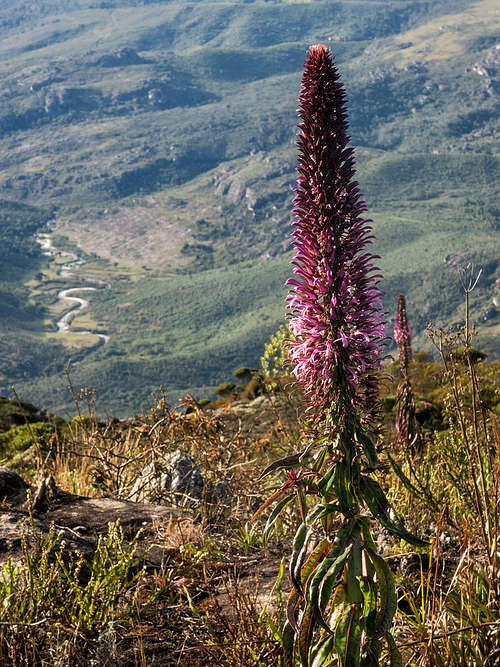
{"left": 0, "top": 0, "right": 498, "bottom": 416}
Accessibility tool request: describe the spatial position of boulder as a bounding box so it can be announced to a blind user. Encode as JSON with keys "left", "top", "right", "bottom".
{"left": 0, "top": 467, "right": 29, "bottom": 504}
{"left": 129, "top": 449, "right": 204, "bottom": 503}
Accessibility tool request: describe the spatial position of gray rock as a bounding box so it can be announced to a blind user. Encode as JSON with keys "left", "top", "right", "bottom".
{"left": 0, "top": 467, "right": 28, "bottom": 503}
{"left": 129, "top": 449, "right": 204, "bottom": 503}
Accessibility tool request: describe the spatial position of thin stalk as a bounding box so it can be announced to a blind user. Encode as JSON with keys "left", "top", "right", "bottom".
{"left": 440, "top": 339, "right": 489, "bottom": 554}
{"left": 467, "top": 353, "right": 492, "bottom": 525}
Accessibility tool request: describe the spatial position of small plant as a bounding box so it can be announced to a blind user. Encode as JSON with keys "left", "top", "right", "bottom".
{"left": 260, "top": 324, "right": 290, "bottom": 379}
{"left": 0, "top": 513, "right": 166, "bottom": 664}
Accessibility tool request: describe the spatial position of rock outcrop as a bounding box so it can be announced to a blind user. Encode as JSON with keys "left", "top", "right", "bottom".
{"left": 0, "top": 468, "right": 184, "bottom": 568}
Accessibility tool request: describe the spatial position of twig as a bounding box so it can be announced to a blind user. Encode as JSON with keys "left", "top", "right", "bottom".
{"left": 0, "top": 619, "right": 48, "bottom": 627}
{"left": 398, "top": 620, "right": 500, "bottom": 648}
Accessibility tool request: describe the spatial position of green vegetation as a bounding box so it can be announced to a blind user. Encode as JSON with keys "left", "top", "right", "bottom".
{"left": 0, "top": 328, "right": 497, "bottom": 664}
{"left": 0, "top": 0, "right": 497, "bottom": 415}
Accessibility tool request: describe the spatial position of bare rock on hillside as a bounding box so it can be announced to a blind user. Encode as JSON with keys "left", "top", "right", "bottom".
{"left": 129, "top": 449, "right": 204, "bottom": 503}
{"left": 0, "top": 467, "right": 29, "bottom": 504}
{"left": 96, "top": 47, "right": 148, "bottom": 67}
{"left": 0, "top": 469, "right": 185, "bottom": 568}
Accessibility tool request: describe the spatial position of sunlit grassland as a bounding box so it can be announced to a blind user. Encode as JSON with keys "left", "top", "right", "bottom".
{"left": 387, "top": 0, "right": 500, "bottom": 65}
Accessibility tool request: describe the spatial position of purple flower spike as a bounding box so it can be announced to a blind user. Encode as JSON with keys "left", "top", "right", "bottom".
{"left": 287, "top": 44, "right": 384, "bottom": 424}
{"left": 394, "top": 292, "right": 412, "bottom": 370}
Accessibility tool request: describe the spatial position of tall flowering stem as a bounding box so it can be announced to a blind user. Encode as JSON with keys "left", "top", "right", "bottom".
{"left": 257, "top": 46, "right": 425, "bottom": 666}
{"left": 394, "top": 293, "right": 422, "bottom": 453}
{"left": 394, "top": 293, "right": 412, "bottom": 373}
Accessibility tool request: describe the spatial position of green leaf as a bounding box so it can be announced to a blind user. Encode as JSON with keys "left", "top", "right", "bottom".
{"left": 282, "top": 620, "right": 295, "bottom": 667}
{"left": 334, "top": 462, "right": 357, "bottom": 513}
{"left": 359, "top": 475, "right": 390, "bottom": 518}
{"left": 312, "top": 444, "right": 329, "bottom": 474}
{"left": 309, "top": 544, "right": 352, "bottom": 634}
{"left": 386, "top": 451, "right": 420, "bottom": 497}
{"left": 286, "top": 589, "right": 301, "bottom": 632}
{"left": 360, "top": 475, "right": 428, "bottom": 548}
{"left": 263, "top": 494, "right": 295, "bottom": 540}
{"left": 355, "top": 431, "right": 379, "bottom": 472}
{"left": 329, "top": 584, "right": 347, "bottom": 632}
{"left": 359, "top": 576, "right": 377, "bottom": 631}
{"left": 345, "top": 536, "right": 363, "bottom": 604}
{"left": 306, "top": 503, "right": 328, "bottom": 526}
{"left": 293, "top": 522, "right": 309, "bottom": 552}
{"left": 385, "top": 632, "right": 402, "bottom": 667}
{"left": 360, "top": 638, "right": 382, "bottom": 666}
{"left": 289, "top": 523, "right": 311, "bottom": 594}
{"left": 319, "top": 553, "right": 350, "bottom": 622}
{"left": 335, "top": 605, "right": 361, "bottom": 667}
{"left": 296, "top": 485, "right": 308, "bottom": 523}
{"left": 317, "top": 466, "right": 336, "bottom": 495}
{"left": 250, "top": 486, "right": 290, "bottom": 523}
{"left": 298, "top": 602, "right": 316, "bottom": 666}
{"left": 311, "top": 636, "right": 335, "bottom": 667}
{"left": 300, "top": 539, "right": 331, "bottom": 587}
{"left": 361, "top": 522, "right": 377, "bottom": 553}
{"left": 365, "top": 550, "right": 397, "bottom": 640}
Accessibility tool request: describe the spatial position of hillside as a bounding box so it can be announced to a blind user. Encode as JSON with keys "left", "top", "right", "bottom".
{"left": 0, "top": 0, "right": 498, "bottom": 416}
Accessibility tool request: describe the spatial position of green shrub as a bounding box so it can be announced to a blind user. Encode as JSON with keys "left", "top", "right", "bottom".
{"left": 214, "top": 382, "right": 236, "bottom": 396}
{"left": 0, "top": 422, "right": 57, "bottom": 457}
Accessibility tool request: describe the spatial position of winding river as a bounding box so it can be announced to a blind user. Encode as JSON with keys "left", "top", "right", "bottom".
{"left": 37, "top": 234, "right": 110, "bottom": 345}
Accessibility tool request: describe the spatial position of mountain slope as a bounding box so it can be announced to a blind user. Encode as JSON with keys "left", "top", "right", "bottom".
{"left": 0, "top": 0, "right": 498, "bottom": 415}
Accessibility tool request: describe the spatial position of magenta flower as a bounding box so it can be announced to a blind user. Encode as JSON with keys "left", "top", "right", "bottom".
{"left": 287, "top": 44, "right": 384, "bottom": 423}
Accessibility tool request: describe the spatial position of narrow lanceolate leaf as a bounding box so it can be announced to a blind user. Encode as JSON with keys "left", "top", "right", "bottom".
{"left": 359, "top": 475, "right": 390, "bottom": 519}
{"left": 286, "top": 589, "right": 301, "bottom": 632}
{"left": 300, "top": 539, "right": 331, "bottom": 588}
{"left": 379, "top": 514, "right": 429, "bottom": 548}
{"left": 360, "top": 638, "right": 382, "bottom": 667}
{"left": 311, "top": 502, "right": 340, "bottom": 523}
{"left": 318, "top": 548, "right": 352, "bottom": 622}
{"left": 360, "top": 475, "right": 428, "bottom": 547}
{"left": 359, "top": 576, "right": 377, "bottom": 631}
{"left": 282, "top": 620, "right": 295, "bottom": 667}
{"left": 298, "top": 602, "right": 316, "bottom": 666}
{"left": 365, "top": 550, "right": 397, "bottom": 640}
{"left": 386, "top": 451, "right": 420, "bottom": 497}
{"left": 328, "top": 584, "right": 347, "bottom": 635}
{"left": 334, "top": 462, "right": 357, "bottom": 514}
{"left": 290, "top": 523, "right": 312, "bottom": 595}
{"left": 312, "top": 444, "right": 329, "bottom": 474}
{"left": 317, "top": 465, "right": 336, "bottom": 495}
{"left": 355, "top": 431, "right": 379, "bottom": 472}
{"left": 306, "top": 503, "right": 327, "bottom": 526}
{"left": 335, "top": 605, "right": 361, "bottom": 667}
{"left": 263, "top": 494, "right": 295, "bottom": 540}
{"left": 297, "top": 485, "right": 308, "bottom": 523}
{"left": 250, "top": 486, "right": 289, "bottom": 524}
{"left": 361, "top": 521, "right": 377, "bottom": 552}
{"left": 311, "top": 636, "right": 335, "bottom": 667}
{"left": 309, "top": 544, "right": 352, "bottom": 634}
{"left": 385, "top": 632, "right": 403, "bottom": 667}
{"left": 345, "top": 535, "right": 363, "bottom": 604}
